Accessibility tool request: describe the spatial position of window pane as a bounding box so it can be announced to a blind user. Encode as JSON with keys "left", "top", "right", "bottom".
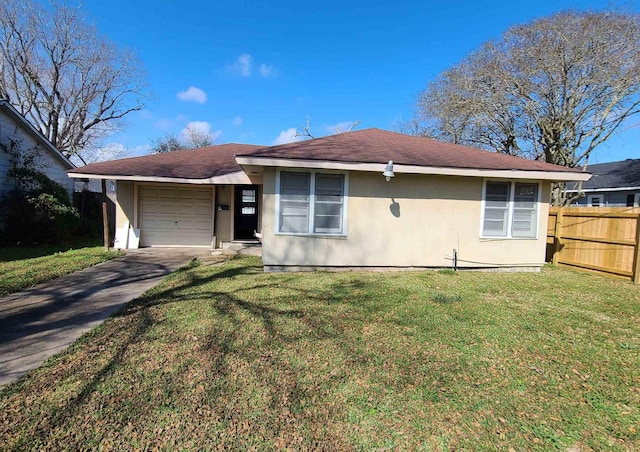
{"left": 512, "top": 183, "right": 538, "bottom": 237}
{"left": 314, "top": 174, "right": 344, "bottom": 233}
{"left": 281, "top": 172, "right": 310, "bottom": 200}
{"left": 315, "top": 214, "right": 342, "bottom": 231}
{"left": 242, "top": 189, "right": 256, "bottom": 203}
{"left": 314, "top": 203, "right": 342, "bottom": 232}
{"left": 483, "top": 209, "right": 509, "bottom": 235}
{"left": 483, "top": 182, "right": 510, "bottom": 236}
{"left": 315, "top": 174, "right": 343, "bottom": 200}
{"left": 280, "top": 201, "right": 309, "bottom": 232}
{"left": 514, "top": 183, "right": 536, "bottom": 207}
{"left": 486, "top": 182, "right": 509, "bottom": 203}
{"left": 241, "top": 207, "right": 255, "bottom": 215}
{"left": 279, "top": 172, "right": 310, "bottom": 233}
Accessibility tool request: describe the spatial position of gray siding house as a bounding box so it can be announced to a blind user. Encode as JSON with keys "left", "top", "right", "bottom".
{"left": 570, "top": 159, "right": 640, "bottom": 207}
{"left": 0, "top": 100, "right": 75, "bottom": 227}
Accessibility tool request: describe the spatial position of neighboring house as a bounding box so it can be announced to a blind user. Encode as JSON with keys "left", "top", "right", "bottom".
{"left": 569, "top": 158, "right": 640, "bottom": 207}
{"left": 68, "top": 128, "right": 589, "bottom": 271}
{"left": 0, "top": 100, "right": 75, "bottom": 226}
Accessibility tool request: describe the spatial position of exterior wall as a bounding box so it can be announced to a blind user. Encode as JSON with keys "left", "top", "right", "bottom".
{"left": 261, "top": 168, "right": 551, "bottom": 269}
{"left": 0, "top": 109, "right": 73, "bottom": 200}
{"left": 0, "top": 140, "right": 12, "bottom": 200}
{"left": 115, "top": 181, "right": 136, "bottom": 229}
{"left": 573, "top": 190, "right": 640, "bottom": 207}
{"left": 215, "top": 184, "right": 232, "bottom": 247}
{"left": 115, "top": 181, "right": 242, "bottom": 249}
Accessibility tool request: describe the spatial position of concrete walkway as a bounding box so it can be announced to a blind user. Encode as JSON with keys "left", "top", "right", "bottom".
{"left": 0, "top": 248, "right": 205, "bottom": 387}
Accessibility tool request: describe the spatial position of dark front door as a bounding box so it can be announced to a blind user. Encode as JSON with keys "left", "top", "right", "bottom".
{"left": 234, "top": 185, "right": 259, "bottom": 240}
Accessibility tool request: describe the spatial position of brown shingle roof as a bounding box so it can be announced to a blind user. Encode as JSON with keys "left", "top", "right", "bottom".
{"left": 70, "top": 128, "right": 585, "bottom": 180}
{"left": 238, "top": 128, "right": 584, "bottom": 173}
{"left": 70, "top": 144, "right": 265, "bottom": 179}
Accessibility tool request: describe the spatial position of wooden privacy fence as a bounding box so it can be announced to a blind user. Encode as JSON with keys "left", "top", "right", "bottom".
{"left": 547, "top": 207, "right": 640, "bottom": 283}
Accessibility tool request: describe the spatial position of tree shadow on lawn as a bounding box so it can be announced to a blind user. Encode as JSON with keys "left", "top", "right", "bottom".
{"left": 1, "top": 256, "right": 389, "bottom": 449}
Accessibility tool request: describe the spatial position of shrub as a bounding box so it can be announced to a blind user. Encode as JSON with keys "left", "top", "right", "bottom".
{"left": 1, "top": 137, "right": 80, "bottom": 245}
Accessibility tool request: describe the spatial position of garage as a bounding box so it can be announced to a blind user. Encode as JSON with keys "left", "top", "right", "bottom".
{"left": 139, "top": 185, "right": 213, "bottom": 247}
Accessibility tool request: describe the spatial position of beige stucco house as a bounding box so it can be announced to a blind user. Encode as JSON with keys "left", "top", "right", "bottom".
{"left": 69, "top": 128, "right": 590, "bottom": 271}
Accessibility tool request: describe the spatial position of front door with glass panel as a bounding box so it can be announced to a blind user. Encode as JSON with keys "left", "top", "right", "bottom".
{"left": 234, "top": 185, "right": 259, "bottom": 240}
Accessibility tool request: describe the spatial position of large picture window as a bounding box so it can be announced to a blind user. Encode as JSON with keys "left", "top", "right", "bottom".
{"left": 482, "top": 181, "right": 539, "bottom": 238}
{"left": 277, "top": 171, "right": 347, "bottom": 235}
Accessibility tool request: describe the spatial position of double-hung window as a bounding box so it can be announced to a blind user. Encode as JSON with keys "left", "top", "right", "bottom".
{"left": 587, "top": 195, "right": 602, "bottom": 207}
{"left": 277, "top": 170, "right": 347, "bottom": 235}
{"left": 482, "top": 181, "right": 539, "bottom": 238}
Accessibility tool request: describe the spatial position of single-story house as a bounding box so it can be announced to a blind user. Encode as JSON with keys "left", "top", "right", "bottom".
{"left": 0, "top": 100, "right": 75, "bottom": 228}
{"left": 569, "top": 158, "right": 640, "bottom": 207}
{"left": 68, "top": 128, "right": 590, "bottom": 271}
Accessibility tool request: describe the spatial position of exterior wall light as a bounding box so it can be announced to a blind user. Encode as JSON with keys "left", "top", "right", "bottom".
{"left": 383, "top": 160, "right": 395, "bottom": 181}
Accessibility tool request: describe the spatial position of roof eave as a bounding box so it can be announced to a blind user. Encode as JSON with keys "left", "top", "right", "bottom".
{"left": 0, "top": 100, "right": 75, "bottom": 169}
{"left": 235, "top": 156, "right": 591, "bottom": 182}
{"left": 565, "top": 185, "right": 640, "bottom": 193}
{"left": 66, "top": 170, "right": 252, "bottom": 185}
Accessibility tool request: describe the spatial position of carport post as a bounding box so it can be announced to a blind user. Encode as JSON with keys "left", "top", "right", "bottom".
{"left": 101, "top": 179, "right": 109, "bottom": 251}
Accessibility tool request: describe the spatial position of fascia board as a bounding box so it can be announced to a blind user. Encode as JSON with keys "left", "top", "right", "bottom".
{"left": 235, "top": 156, "right": 591, "bottom": 182}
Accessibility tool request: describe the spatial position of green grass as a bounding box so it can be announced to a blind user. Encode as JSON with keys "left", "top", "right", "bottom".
{"left": 0, "top": 246, "right": 123, "bottom": 296}
{"left": 1, "top": 256, "right": 638, "bottom": 450}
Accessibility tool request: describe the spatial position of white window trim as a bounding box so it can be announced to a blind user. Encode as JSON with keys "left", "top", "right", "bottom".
{"left": 587, "top": 194, "right": 603, "bottom": 207}
{"left": 634, "top": 193, "right": 640, "bottom": 207}
{"left": 275, "top": 168, "right": 349, "bottom": 236}
{"left": 480, "top": 179, "right": 541, "bottom": 239}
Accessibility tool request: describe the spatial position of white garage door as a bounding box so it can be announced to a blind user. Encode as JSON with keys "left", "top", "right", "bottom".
{"left": 139, "top": 186, "right": 213, "bottom": 247}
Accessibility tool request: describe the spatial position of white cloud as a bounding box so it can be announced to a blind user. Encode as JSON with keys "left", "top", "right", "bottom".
{"left": 273, "top": 128, "right": 306, "bottom": 145}
{"left": 176, "top": 86, "right": 207, "bottom": 104}
{"left": 180, "top": 120, "right": 210, "bottom": 137}
{"left": 233, "top": 116, "right": 243, "bottom": 126}
{"left": 228, "top": 53, "right": 253, "bottom": 77}
{"left": 227, "top": 54, "right": 277, "bottom": 78}
{"left": 259, "top": 64, "right": 274, "bottom": 77}
{"left": 326, "top": 121, "right": 358, "bottom": 135}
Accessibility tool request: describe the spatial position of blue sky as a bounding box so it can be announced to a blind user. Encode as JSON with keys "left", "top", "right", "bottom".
{"left": 80, "top": 0, "right": 639, "bottom": 163}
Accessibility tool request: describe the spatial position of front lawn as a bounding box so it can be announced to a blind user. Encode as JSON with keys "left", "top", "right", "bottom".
{"left": 1, "top": 256, "right": 638, "bottom": 450}
{"left": 0, "top": 246, "right": 123, "bottom": 297}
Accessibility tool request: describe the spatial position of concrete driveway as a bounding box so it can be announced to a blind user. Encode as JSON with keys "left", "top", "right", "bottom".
{"left": 0, "top": 248, "right": 206, "bottom": 387}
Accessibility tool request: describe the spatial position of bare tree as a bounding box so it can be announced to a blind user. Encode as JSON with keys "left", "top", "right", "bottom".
{"left": 0, "top": 0, "right": 148, "bottom": 164}
{"left": 151, "top": 134, "right": 183, "bottom": 154}
{"left": 295, "top": 117, "right": 361, "bottom": 139}
{"left": 150, "top": 126, "right": 217, "bottom": 154}
{"left": 181, "top": 123, "right": 215, "bottom": 148}
{"left": 295, "top": 117, "right": 317, "bottom": 139}
{"left": 412, "top": 10, "right": 640, "bottom": 173}
{"left": 83, "top": 143, "right": 130, "bottom": 163}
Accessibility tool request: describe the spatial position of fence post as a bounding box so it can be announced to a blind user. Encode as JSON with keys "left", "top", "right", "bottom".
{"left": 552, "top": 207, "right": 564, "bottom": 266}
{"left": 633, "top": 214, "right": 640, "bottom": 284}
